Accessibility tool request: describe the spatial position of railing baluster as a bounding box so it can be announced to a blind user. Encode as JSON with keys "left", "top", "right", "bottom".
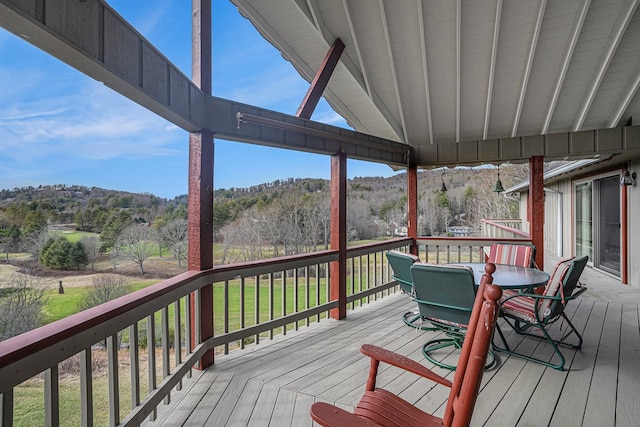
{"left": 161, "top": 306, "right": 170, "bottom": 404}
{"left": 349, "top": 257, "right": 355, "bottom": 309}
{"left": 305, "top": 266, "right": 310, "bottom": 326}
{"left": 269, "top": 273, "right": 275, "bottom": 339}
{"left": 255, "top": 275, "right": 260, "bottom": 344}
{"left": 129, "top": 323, "right": 140, "bottom": 408}
{"left": 1, "top": 389, "right": 14, "bottom": 427}
{"left": 173, "top": 300, "right": 182, "bottom": 391}
{"left": 294, "top": 268, "right": 299, "bottom": 331}
{"left": 185, "top": 294, "right": 192, "bottom": 378}
{"left": 240, "top": 277, "right": 245, "bottom": 349}
{"left": 147, "top": 315, "right": 157, "bottom": 421}
{"left": 316, "top": 263, "right": 321, "bottom": 322}
{"left": 282, "top": 270, "right": 287, "bottom": 335}
{"left": 44, "top": 365, "right": 59, "bottom": 427}
{"left": 107, "top": 334, "right": 119, "bottom": 426}
{"left": 80, "top": 349, "right": 94, "bottom": 427}
{"left": 224, "top": 280, "right": 229, "bottom": 354}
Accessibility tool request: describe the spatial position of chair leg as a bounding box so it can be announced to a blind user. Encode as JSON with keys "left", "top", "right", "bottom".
{"left": 493, "top": 318, "right": 568, "bottom": 371}
{"left": 423, "top": 336, "right": 496, "bottom": 371}
{"left": 402, "top": 312, "right": 437, "bottom": 331}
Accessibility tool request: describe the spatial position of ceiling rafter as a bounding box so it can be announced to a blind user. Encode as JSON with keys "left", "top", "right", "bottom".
{"left": 417, "top": 0, "right": 434, "bottom": 145}
{"left": 483, "top": 0, "right": 503, "bottom": 140}
{"left": 572, "top": 0, "right": 640, "bottom": 131}
{"left": 606, "top": 61, "right": 640, "bottom": 127}
{"left": 305, "top": 0, "right": 323, "bottom": 33}
{"left": 379, "top": 0, "right": 408, "bottom": 142}
{"left": 512, "top": 0, "right": 547, "bottom": 137}
{"left": 540, "top": 0, "right": 591, "bottom": 134}
{"left": 342, "top": 0, "right": 371, "bottom": 97}
{"left": 288, "top": 0, "right": 393, "bottom": 135}
{"left": 456, "top": 0, "right": 461, "bottom": 142}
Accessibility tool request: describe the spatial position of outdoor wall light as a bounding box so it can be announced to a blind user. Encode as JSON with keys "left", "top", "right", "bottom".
{"left": 493, "top": 165, "right": 505, "bottom": 193}
{"left": 440, "top": 169, "right": 447, "bottom": 193}
{"left": 620, "top": 169, "right": 636, "bottom": 186}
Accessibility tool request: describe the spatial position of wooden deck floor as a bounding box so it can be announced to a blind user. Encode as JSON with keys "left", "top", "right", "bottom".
{"left": 147, "top": 290, "right": 640, "bottom": 427}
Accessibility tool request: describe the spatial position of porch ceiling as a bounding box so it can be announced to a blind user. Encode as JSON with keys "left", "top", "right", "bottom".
{"left": 232, "top": 0, "right": 640, "bottom": 166}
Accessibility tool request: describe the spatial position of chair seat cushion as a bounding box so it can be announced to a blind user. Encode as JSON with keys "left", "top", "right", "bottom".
{"left": 501, "top": 295, "right": 538, "bottom": 322}
{"left": 355, "top": 388, "right": 441, "bottom": 427}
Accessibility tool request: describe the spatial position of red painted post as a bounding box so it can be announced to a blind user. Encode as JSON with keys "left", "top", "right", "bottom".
{"left": 189, "top": 0, "right": 214, "bottom": 369}
{"left": 407, "top": 164, "right": 418, "bottom": 255}
{"left": 330, "top": 152, "right": 347, "bottom": 319}
{"left": 529, "top": 156, "right": 544, "bottom": 271}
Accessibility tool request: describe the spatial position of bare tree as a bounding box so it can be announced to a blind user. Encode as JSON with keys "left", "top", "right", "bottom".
{"left": 116, "top": 225, "right": 156, "bottom": 275}
{"left": 78, "top": 274, "right": 128, "bottom": 311}
{"left": 0, "top": 274, "right": 48, "bottom": 340}
{"left": 80, "top": 235, "right": 100, "bottom": 270}
{"left": 160, "top": 219, "right": 188, "bottom": 268}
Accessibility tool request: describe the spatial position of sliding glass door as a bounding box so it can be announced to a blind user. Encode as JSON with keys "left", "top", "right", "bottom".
{"left": 574, "top": 175, "right": 620, "bottom": 276}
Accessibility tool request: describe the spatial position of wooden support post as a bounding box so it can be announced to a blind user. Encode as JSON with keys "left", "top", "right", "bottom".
{"left": 529, "top": 156, "right": 544, "bottom": 271}
{"left": 189, "top": 0, "right": 214, "bottom": 369}
{"left": 330, "top": 152, "right": 347, "bottom": 319}
{"left": 407, "top": 164, "right": 418, "bottom": 255}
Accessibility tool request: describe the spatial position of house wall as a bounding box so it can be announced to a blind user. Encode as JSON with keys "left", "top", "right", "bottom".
{"left": 515, "top": 164, "right": 639, "bottom": 288}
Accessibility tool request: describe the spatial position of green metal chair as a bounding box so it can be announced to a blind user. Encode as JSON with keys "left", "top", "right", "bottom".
{"left": 493, "top": 256, "right": 588, "bottom": 370}
{"left": 410, "top": 263, "right": 496, "bottom": 370}
{"left": 386, "top": 250, "right": 435, "bottom": 330}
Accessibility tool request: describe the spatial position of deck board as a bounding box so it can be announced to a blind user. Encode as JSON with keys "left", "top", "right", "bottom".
{"left": 144, "top": 291, "right": 640, "bottom": 426}
{"left": 616, "top": 304, "right": 640, "bottom": 426}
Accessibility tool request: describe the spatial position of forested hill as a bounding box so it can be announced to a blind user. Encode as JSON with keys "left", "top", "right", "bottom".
{"left": 0, "top": 163, "right": 532, "bottom": 238}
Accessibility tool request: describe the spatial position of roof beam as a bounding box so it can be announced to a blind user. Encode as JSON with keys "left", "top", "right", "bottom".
{"left": 417, "top": 0, "right": 434, "bottom": 145}
{"left": 512, "top": 0, "right": 547, "bottom": 137}
{"left": 572, "top": 0, "right": 639, "bottom": 131}
{"left": 0, "top": 0, "right": 204, "bottom": 132}
{"left": 456, "top": 0, "right": 462, "bottom": 142}
{"left": 483, "top": 0, "right": 503, "bottom": 140}
{"left": 414, "top": 125, "right": 640, "bottom": 167}
{"left": 379, "top": 0, "right": 408, "bottom": 142}
{"left": 540, "top": 0, "right": 591, "bottom": 134}
{"left": 296, "top": 38, "right": 345, "bottom": 119}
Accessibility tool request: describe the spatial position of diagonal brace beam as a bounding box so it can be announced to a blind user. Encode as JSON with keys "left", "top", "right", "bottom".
{"left": 296, "top": 38, "right": 345, "bottom": 119}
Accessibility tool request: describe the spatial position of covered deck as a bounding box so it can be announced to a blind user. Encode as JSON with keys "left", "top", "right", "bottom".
{"left": 148, "top": 262, "right": 639, "bottom": 427}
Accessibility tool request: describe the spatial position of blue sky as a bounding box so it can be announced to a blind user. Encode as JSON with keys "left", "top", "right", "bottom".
{"left": 0, "top": 1, "right": 400, "bottom": 199}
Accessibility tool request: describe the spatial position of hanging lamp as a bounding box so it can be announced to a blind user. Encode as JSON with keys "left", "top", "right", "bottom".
{"left": 493, "top": 165, "right": 505, "bottom": 193}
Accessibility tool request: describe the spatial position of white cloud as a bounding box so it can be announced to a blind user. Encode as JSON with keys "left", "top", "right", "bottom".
{"left": 0, "top": 78, "right": 183, "bottom": 162}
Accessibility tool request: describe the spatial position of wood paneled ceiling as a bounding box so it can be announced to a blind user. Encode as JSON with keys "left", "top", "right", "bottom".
{"left": 232, "top": 0, "right": 640, "bottom": 163}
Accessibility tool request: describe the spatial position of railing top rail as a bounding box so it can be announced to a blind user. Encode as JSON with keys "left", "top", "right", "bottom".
{"left": 417, "top": 236, "right": 532, "bottom": 244}
{"left": 481, "top": 219, "right": 530, "bottom": 238}
{"left": 0, "top": 269, "right": 206, "bottom": 368}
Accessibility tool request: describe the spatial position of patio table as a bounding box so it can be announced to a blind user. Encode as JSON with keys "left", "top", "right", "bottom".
{"left": 449, "top": 263, "right": 550, "bottom": 290}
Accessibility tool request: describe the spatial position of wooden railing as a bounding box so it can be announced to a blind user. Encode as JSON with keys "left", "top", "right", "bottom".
{"left": 0, "top": 235, "right": 532, "bottom": 426}
{"left": 481, "top": 219, "right": 529, "bottom": 239}
{"left": 0, "top": 238, "right": 411, "bottom": 427}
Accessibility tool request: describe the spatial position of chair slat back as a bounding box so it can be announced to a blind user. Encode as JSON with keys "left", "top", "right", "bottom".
{"left": 488, "top": 243, "right": 535, "bottom": 268}
{"left": 443, "top": 263, "right": 502, "bottom": 426}
{"left": 545, "top": 256, "right": 588, "bottom": 319}
{"left": 410, "top": 264, "right": 477, "bottom": 326}
{"left": 386, "top": 250, "right": 419, "bottom": 294}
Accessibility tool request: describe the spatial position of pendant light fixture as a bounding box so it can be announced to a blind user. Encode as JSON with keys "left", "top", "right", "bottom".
{"left": 493, "top": 165, "right": 505, "bottom": 193}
